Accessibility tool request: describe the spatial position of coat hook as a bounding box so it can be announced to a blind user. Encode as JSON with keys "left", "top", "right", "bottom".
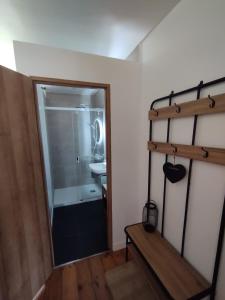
{"left": 171, "top": 144, "right": 177, "bottom": 153}
{"left": 151, "top": 142, "right": 157, "bottom": 150}
{"left": 151, "top": 108, "right": 158, "bottom": 117}
{"left": 174, "top": 103, "right": 181, "bottom": 113}
{"left": 201, "top": 147, "right": 208, "bottom": 158}
{"left": 208, "top": 95, "right": 215, "bottom": 108}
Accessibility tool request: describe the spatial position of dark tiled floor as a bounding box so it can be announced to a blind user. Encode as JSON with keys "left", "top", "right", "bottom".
{"left": 52, "top": 199, "right": 108, "bottom": 266}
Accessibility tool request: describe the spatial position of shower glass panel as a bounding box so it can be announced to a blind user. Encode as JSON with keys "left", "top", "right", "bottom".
{"left": 48, "top": 108, "right": 104, "bottom": 207}
{"left": 72, "top": 110, "right": 101, "bottom": 202}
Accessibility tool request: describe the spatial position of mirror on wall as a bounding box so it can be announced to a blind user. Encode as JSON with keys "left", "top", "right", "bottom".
{"left": 94, "top": 118, "right": 103, "bottom": 145}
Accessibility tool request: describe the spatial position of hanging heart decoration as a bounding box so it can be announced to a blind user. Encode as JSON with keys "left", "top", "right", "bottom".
{"left": 163, "top": 162, "right": 186, "bottom": 183}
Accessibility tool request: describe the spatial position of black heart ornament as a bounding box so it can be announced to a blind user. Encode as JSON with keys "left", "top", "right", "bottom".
{"left": 163, "top": 162, "right": 186, "bottom": 183}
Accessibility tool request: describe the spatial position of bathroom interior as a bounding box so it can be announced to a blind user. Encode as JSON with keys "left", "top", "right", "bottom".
{"left": 36, "top": 84, "right": 108, "bottom": 266}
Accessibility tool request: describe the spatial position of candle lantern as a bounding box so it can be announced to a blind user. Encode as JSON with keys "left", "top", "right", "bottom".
{"left": 142, "top": 201, "right": 158, "bottom": 232}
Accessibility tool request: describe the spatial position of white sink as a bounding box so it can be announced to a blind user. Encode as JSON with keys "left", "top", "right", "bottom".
{"left": 89, "top": 162, "right": 106, "bottom": 175}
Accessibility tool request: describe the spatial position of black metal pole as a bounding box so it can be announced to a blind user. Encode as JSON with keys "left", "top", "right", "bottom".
{"left": 151, "top": 76, "right": 225, "bottom": 105}
{"left": 181, "top": 81, "right": 203, "bottom": 257}
{"left": 125, "top": 235, "right": 129, "bottom": 261}
{"left": 161, "top": 91, "right": 174, "bottom": 238}
{"left": 147, "top": 119, "right": 153, "bottom": 203}
{"left": 210, "top": 197, "right": 225, "bottom": 300}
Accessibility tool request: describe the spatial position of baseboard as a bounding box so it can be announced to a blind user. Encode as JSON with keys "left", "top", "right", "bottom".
{"left": 113, "top": 240, "right": 126, "bottom": 251}
{"left": 32, "top": 284, "right": 45, "bottom": 300}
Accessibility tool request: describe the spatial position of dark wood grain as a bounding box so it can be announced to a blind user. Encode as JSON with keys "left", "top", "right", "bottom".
{"left": 101, "top": 252, "right": 117, "bottom": 271}
{"left": 76, "top": 259, "right": 96, "bottom": 300}
{"left": 40, "top": 250, "right": 126, "bottom": 300}
{"left": 62, "top": 265, "right": 79, "bottom": 300}
{"left": 0, "top": 66, "right": 52, "bottom": 300}
{"left": 44, "top": 269, "right": 62, "bottom": 300}
{"left": 89, "top": 255, "right": 111, "bottom": 300}
{"left": 31, "top": 76, "right": 109, "bottom": 89}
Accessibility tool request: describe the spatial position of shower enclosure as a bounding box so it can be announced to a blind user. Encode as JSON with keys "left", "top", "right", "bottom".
{"left": 47, "top": 107, "right": 105, "bottom": 207}
{"left": 36, "top": 84, "right": 106, "bottom": 223}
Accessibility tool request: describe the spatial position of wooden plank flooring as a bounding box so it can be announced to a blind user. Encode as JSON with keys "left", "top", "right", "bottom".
{"left": 39, "top": 250, "right": 128, "bottom": 300}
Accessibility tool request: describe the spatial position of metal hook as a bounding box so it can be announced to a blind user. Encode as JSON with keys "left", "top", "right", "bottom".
{"left": 208, "top": 95, "right": 215, "bottom": 108}
{"left": 171, "top": 144, "right": 177, "bottom": 153}
{"left": 151, "top": 142, "right": 157, "bottom": 150}
{"left": 174, "top": 103, "right": 181, "bottom": 113}
{"left": 201, "top": 147, "right": 208, "bottom": 158}
{"left": 151, "top": 108, "right": 158, "bottom": 117}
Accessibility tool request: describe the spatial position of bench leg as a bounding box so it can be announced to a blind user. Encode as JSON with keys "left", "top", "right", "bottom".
{"left": 210, "top": 291, "right": 215, "bottom": 300}
{"left": 125, "top": 235, "right": 129, "bottom": 262}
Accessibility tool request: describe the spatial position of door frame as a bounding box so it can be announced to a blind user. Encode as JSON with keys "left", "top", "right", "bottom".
{"left": 31, "top": 76, "right": 112, "bottom": 263}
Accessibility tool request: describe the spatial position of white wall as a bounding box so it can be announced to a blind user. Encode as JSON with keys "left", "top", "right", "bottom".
{"left": 138, "top": 0, "right": 225, "bottom": 299}
{"left": 14, "top": 41, "right": 141, "bottom": 250}
{"left": 126, "top": 45, "right": 141, "bottom": 62}
{"left": 0, "top": 37, "right": 16, "bottom": 70}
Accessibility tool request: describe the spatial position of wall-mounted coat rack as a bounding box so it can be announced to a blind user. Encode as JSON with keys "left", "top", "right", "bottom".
{"left": 147, "top": 77, "right": 225, "bottom": 300}
{"left": 148, "top": 141, "right": 225, "bottom": 166}
{"left": 149, "top": 92, "right": 225, "bottom": 121}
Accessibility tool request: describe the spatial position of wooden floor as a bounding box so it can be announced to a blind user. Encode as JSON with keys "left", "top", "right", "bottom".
{"left": 39, "top": 249, "right": 128, "bottom": 300}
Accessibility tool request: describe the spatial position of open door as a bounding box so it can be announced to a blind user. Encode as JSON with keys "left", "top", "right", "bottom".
{"left": 0, "top": 66, "right": 52, "bottom": 300}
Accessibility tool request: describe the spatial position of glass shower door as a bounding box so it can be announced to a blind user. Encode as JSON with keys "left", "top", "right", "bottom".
{"left": 72, "top": 110, "right": 98, "bottom": 202}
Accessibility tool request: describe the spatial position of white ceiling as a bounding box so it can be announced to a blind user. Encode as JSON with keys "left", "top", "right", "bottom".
{"left": 0, "top": 0, "right": 179, "bottom": 59}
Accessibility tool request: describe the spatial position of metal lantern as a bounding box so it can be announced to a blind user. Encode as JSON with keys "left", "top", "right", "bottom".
{"left": 142, "top": 201, "right": 158, "bottom": 232}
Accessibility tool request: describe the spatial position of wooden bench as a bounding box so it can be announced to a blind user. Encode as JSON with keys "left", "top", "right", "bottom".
{"left": 125, "top": 223, "right": 211, "bottom": 300}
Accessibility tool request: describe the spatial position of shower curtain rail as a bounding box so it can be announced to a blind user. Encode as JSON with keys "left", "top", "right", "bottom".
{"left": 45, "top": 106, "right": 104, "bottom": 112}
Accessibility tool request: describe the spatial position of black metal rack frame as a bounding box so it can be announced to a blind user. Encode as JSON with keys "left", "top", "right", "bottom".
{"left": 148, "top": 76, "right": 225, "bottom": 300}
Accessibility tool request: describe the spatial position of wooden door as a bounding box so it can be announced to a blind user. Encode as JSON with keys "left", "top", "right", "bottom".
{"left": 0, "top": 66, "right": 52, "bottom": 300}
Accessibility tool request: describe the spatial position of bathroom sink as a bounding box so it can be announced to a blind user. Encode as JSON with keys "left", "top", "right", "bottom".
{"left": 89, "top": 162, "right": 106, "bottom": 175}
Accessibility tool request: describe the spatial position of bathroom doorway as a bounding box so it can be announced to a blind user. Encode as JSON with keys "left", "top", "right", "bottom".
{"left": 34, "top": 78, "right": 111, "bottom": 266}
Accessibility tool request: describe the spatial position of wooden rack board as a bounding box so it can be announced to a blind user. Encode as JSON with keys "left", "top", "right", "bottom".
{"left": 148, "top": 141, "right": 225, "bottom": 166}
{"left": 125, "top": 224, "right": 210, "bottom": 300}
{"left": 149, "top": 92, "right": 225, "bottom": 121}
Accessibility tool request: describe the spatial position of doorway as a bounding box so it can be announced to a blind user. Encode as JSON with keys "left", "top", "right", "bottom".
{"left": 34, "top": 78, "right": 112, "bottom": 266}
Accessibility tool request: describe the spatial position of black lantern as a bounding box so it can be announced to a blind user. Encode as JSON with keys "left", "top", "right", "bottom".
{"left": 142, "top": 201, "right": 158, "bottom": 232}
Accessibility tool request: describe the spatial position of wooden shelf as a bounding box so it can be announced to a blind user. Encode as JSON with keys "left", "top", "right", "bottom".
{"left": 148, "top": 141, "right": 225, "bottom": 166}
{"left": 149, "top": 92, "right": 225, "bottom": 121}
{"left": 125, "top": 224, "right": 210, "bottom": 300}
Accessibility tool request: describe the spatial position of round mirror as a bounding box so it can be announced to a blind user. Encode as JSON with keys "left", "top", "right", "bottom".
{"left": 94, "top": 118, "right": 103, "bottom": 145}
